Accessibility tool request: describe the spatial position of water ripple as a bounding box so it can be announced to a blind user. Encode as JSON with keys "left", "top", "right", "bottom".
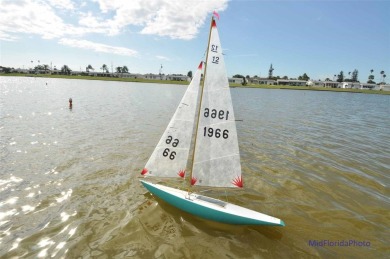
{"left": 1, "top": 78, "right": 389, "bottom": 258}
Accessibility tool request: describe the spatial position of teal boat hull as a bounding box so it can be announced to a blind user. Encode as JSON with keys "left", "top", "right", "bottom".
{"left": 140, "top": 180, "right": 285, "bottom": 226}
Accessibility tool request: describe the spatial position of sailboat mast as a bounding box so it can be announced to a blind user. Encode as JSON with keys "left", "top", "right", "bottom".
{"left": 188, "top": 16, "right": 215, "bottom": 189}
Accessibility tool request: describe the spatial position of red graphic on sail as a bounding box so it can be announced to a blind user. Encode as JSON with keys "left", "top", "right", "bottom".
{"left": 178, "top": 169, "right": 185, "bottom": 178}
{"left": 141, "top": 168, "right": 148, "bottom": 175}
{"left": 198, "top": 61, "right": 203, "bottom": 69}
{"left": 191, "top": 177, "right": 197, "bottom": 186}
{"left": 212, "top": 19, "right": 217, "bottom": 28}
{"left": 232, "top": 176, "right": 243, "bottom": 188}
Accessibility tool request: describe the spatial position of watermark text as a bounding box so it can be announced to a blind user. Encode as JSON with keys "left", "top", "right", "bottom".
{"left": 308, "top": 240, "right": 370, "bottom": 247}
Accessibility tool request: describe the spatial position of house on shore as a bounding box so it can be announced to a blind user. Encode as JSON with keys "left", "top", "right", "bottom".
{"left": 249, "top": 77, "right": 276, "bottom": 85}
{"left": 276, "top": 79, "right": 307, "bottom": 86}
{"left": 143, "top": 73, "right": 164, "bottom": 80}
{"left": 166, "top": 74, "right": 190, "bottom": 81}
{"left": 339, "top": 82, "right": 376, "bottom": 89}
{"left": 359, "top": 83, "right": 377, "bottom": 90}
{"left": 307, "top": 80, "right": 339, "bottom": 88}
{"left": 373, "top": 84, "right": 390, "bottom": 91}
{"left": 339, "top": 82, "right": 361, "bottom": 89}
{"left": 228, "top": 77, "right": 244, "bottom": 84}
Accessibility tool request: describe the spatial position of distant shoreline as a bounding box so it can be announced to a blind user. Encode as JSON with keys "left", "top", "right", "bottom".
{"left": 1, "top": 73, "right": 389, "bottom": 95}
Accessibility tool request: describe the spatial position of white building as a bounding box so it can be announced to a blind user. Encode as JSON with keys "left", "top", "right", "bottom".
{"left": 249, "top": 77, "right": 276, "bottom": 85}
{"left": 307, "top": 80, "right": 339, "bottom": 88}
{"left": 339, "top": 82, "right": 361, "bottom": 89}
{"left": 277, "top": 79, "right": 307, "bottom": 86}
{"left": 359, "top": 83, "right": 377, "bottom": 90}
{"left": 339, "top": 82, "right": 378, "bottom": 89}
{"left": 373, "top": 84, "right": 390, "bottom": 91}
{"left": 166, "top": 74, "right": 190, "bottom": 81}
{"left": 228, "top": 77, "right": 244, "bottom": 84}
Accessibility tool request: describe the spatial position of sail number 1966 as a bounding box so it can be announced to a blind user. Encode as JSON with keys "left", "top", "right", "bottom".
{"left": 204, "top": 108, "right": 229, "bottom": 120}
{"left": 203, "top": 127, "right": 229, "bottom": 139}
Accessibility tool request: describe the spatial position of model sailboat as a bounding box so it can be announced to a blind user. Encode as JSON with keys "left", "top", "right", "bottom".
{"left": 140, "top": 15, "right": 285, "bottom": 226}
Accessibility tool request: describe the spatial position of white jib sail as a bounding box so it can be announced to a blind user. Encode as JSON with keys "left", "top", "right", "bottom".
{"left": 192, "top": 20, "right": 242, "bottom": 188}
{"left": 142, "top": 62, "right": 203, "bottom": 178}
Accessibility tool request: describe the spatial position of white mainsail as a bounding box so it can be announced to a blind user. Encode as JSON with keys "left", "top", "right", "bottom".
{"left": 191, "top": 19, "right": 242, "bottom": 188}
{"left": 142, "top": 62, "right": 203, "bottom": 178}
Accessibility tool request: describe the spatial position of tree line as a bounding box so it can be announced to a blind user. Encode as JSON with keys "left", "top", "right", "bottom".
{"left": 231, "top": 68, "right": 387, "bottom": 85}
{"left": 1, "top": 63, "right": 387, "bottom": 84}
{"left": 335, "top": 69, "right": 386, "bottom": 84}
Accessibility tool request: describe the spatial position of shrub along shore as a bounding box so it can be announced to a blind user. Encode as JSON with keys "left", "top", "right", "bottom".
{"left": 1, "top": 73, "right": 389, "bottom": 95}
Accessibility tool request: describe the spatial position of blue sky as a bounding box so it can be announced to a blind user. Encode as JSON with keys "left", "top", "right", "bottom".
{"left": 1, "top": 0, "right": 389, "bottom": 82}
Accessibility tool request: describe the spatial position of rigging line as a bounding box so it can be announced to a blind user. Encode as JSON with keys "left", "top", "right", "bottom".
{"left": 202, "top": 48, "right": 207, "bottom": 59}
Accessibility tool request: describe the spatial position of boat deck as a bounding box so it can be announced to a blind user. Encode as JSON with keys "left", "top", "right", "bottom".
{"left": 196, "top": 195, "right": 227, "bottom": 208}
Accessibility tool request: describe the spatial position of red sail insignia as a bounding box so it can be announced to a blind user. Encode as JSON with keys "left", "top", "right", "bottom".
{"left": 178, "top": 169, "right": 185, "bottom": 178}
{"left": 191, "top": 177, "right": 197, "bottom": 185}
{"left": 232, "top": 176, "right": 243, "bottom": 188}
{"left": 141, "top": 168, "right": 148, "bottom": 175}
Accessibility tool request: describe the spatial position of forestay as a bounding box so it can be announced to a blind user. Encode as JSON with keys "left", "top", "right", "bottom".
{"left": 142, "top": 62, "right": 203, "bottom": 178}
{"left": 192, "top": 20, "right": 242, "bottom": 188}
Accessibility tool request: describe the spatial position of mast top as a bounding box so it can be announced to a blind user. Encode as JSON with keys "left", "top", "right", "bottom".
{"left": 211, "top": 18, "right": 216, "bottom": 28}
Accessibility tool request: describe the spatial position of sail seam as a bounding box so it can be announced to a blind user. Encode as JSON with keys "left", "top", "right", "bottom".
{"left": 193, "top": 153, "right": 240, "bottom": 164}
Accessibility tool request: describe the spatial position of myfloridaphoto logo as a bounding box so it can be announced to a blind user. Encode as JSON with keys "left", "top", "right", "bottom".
{"left": 308, "top": 240, "right": 371, "bottom": 247}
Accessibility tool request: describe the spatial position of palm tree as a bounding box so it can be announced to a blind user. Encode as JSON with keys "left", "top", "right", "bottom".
{"left": 101, "top": 64, "right": 108, "bottom": 75}
{"left": 61, "top": 65, "right": 71, "bottom": 75}
{"left": 86, "top": 64, "right": 93, "bottom": 73}
{"left": 367, "top": 69, "right": 375, "bottom": 83}
{"left": 337, "top": 71, "right": 344, "bottom": 82}
{"left": 383, "top": 74, "right": 386, "bottom": 83}
{"left": 43, "top": 64, "right": 50, "bottom": 74}
{"left": 116, "top": 67, "right": 123, "bottom": 77}
{"left": 380, "top": 71, "right": 385, "bottom": 83}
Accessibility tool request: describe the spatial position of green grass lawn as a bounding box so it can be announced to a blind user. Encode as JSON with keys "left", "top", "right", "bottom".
{"left": 0, "top": 73, "right": 189, "bottom": 85}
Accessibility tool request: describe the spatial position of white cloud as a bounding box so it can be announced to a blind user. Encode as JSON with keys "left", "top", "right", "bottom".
{"left": 0, "top": 0, "right": 228, "bottom": 42}
{"left": 84, "top": 0, "right": 229, "bottom": 39}
{"left": 0, "top": 0, "right": 67, "bottom": 40}
{"left": 58, "top": 38, "right": 138, "bottom": 57}
{"left": 47, "top": 0, "right": 76, "bottom": 10}
{"left": 0, "top": 31, "right": 19, "bottom": 41}
{"left": 156, "top": 55, "right": 170, "bottom": 61}
{"left": 78, "top": 11, "right": 113, "bottom": 33}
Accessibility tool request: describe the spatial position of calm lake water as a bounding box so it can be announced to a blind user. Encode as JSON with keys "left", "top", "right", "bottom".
{"left": 1, "top": 77, "right": 389, "bottom": 258}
